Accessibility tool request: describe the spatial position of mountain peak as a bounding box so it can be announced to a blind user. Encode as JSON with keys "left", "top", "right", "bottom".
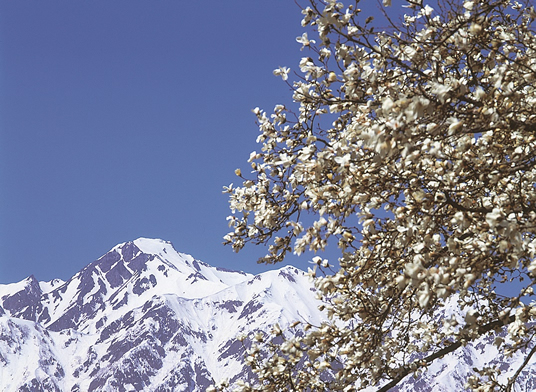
{"left": 108, "top": 238, "right": 196, "bottom": 273}
{"left": 132, "top": 237, "right": 175, "bottom": 255}
{"left": 110, "top": 237, "right": 175, "bottom": 258}
{"left": 0, "top": 239, "right": 323, "bottom": 391}
{"left": 0, "top": 274, "right": 42, "bottom": 320}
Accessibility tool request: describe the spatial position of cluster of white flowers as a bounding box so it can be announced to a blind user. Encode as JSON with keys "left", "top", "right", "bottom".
{"left": 222, "top": 0, "right": 536, "bottom": 390}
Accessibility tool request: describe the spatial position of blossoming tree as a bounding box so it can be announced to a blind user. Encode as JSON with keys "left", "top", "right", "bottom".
{"left": 222, "top": 0, "right": 536, "bottom": 390}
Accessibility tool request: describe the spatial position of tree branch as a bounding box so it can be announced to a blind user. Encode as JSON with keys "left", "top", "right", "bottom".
{"left": 505, "top": 336, "right": 536, "bottom": 392}
{"left": 377, "top": 314, "right": 516, "bottom": 392}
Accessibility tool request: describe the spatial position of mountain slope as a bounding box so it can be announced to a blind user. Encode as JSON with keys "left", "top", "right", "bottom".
{"left": 0, "top": 238, "right": 323, "bottom": 392}
{"left": 1, "top": 238, "right": 535, "bottom": 391}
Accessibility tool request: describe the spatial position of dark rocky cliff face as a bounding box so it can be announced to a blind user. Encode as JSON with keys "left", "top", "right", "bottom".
{"left": 2, "top": 275, "right": 42, "bottom": 320}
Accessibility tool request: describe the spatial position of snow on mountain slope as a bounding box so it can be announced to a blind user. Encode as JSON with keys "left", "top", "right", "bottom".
{"left": 22, "top": 238, "right": 254, "bottom": 334}
{"left": 39, "top": 278, "right": 65, "bottom": 294}
{"left": 0, "top": 238, "right": 323, "bottom": 392}
{"left": 0, "top": 316, "right": 86, "bottom": 392}
{"left": 1, "top": 238, "right": 535, "bottom": 391}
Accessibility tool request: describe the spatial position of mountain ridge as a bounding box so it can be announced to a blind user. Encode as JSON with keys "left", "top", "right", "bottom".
{"left": 0, "top": 238, "right": 323, "bottom": 391}
{"left": 1, "top": 238, "right": 536, "bottom": 391}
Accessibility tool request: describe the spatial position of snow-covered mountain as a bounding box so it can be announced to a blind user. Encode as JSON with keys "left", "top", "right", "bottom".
{"left": 0, "top": 238, "right": 535, "bottom": 391}
{"left": 0, "top": 238, "right": 322, "bottom": 391}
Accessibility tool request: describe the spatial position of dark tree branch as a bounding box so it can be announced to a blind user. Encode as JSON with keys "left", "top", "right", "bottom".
{"left": 505, "top": 336, "right": 536, "bottom": 392}
{"left": 377, "top": 314, "right": 516, "bottom": 392}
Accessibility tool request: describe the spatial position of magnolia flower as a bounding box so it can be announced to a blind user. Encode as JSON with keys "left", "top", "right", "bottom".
{"left": 463, "top": 1, "right": 475, "bottom": 10}
{"left": 275, "top": 152, "right": 294, "bottom": 167}
{"left": 296, "top": 32, "right": 315, "bottom": 50}
{"left": 422, "top": 4, "right": 434, "bottom": 16}
{"left": 418, "top": 282, "right": 431, "bottom": 307}
{"left": 334, "top": 153, "right": 351, "bottom": 167}
{"left": 447, "top": 117, "right": 463, "bottom": 134}
{"left": 473, "top": 86, "right": 486, "bottom": 100}
{"left": 223, "top": 1, "right": 536, "bottom": 390}
{"left": 273, "top": 66, "right": 290, "bottom": 81}
{"left": 485, "top": 208, "right": 503, "bottom": 228}
{"left": 430, "top": 82, "right": 452, "bottom": 103}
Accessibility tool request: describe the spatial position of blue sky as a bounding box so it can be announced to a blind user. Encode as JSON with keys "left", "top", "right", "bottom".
{"left": 0, "top": 0, "right": 323, "bottom": 284}
{"left": 0, "top": 0, "right": 525, "bottom": 302}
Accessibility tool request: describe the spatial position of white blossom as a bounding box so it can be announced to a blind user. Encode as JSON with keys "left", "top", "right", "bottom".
{"left": 221, "top": 0, "right": 536, "bottom": 391}
{"left": 296, "top": 32, "right": 316, "bottom": 50}
{"left": 273, "top": 66, "right": 290, "bottom": 81}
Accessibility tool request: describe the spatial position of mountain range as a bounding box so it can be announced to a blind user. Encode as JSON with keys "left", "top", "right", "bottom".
{"left": 0, "top": 238, "right": 535, "bottom": 391}
{"left": 0, "top": 238, "right": 323, "bottom": 391}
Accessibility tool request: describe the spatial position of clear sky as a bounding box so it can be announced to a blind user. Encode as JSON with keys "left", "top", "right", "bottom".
{"left": 0, "top": 0, "right": 326, "bottom": 284}
{"left": 0, "top": 0, "right": 525, "bottom": 302}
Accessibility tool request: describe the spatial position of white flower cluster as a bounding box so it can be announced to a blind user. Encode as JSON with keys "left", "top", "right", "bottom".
{"left": 222, "top": 0, "right": 536, "bottom": 390}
